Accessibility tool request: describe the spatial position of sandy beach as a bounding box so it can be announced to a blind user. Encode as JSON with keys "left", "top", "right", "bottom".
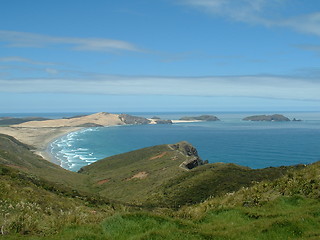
{"left": 171, "top": 120, "right": 203, "bottom": 123}
{"left": 0, "top": 113, "right": 203, "bottom": 165}
{"left": 0, "top": 112, "right": 127, "bottom": 164}
{"left": 0, "top": 126, "right": 82, "bottom": 163}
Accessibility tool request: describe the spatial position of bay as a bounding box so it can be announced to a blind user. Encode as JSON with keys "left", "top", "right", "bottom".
{"left": 49, "top": 112, "right": 320, "bottom": 172}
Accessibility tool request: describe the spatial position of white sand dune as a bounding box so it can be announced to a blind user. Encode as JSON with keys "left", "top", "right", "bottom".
{"left": 12, "top": 112, "right": 124, "bottom": 128}
{"left": 0, "top": 112, "right": 127, "bottom": 163}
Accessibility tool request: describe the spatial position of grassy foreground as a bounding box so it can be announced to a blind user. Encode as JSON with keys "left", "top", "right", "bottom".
{"left": 1, "top": 133, "right": 320, "bottom": 239}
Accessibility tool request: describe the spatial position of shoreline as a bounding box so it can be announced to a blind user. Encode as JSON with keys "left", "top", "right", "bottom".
{"left": 0, "top": 126, "right": 83, "bottom": 164}
{"left": 0, "top": 117, "right": 205, "bottom": 168}
{"left": 42, "top": 128, "right": 86, "bottom": 166}
{"left": 171, "top": 120, "right": 203, "bottom": 123}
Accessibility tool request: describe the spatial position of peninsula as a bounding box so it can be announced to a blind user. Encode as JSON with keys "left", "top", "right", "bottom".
{"left": 0, "top": 112, "right": 165, "bottom": 162}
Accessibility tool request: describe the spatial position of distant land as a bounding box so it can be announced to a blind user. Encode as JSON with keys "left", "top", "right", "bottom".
{"left": 0, "top": 112, "right": 171, "bottom": 161}
{"left": 179, "top": 115, "right": 220, "bottom": 121}
{"left": 243, "top": 114, "right": 291, "bottom": 122}
{"left": 0, "top": 116, "right": 50, "bottom": 126}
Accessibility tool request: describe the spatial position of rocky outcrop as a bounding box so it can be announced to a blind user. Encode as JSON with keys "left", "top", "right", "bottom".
{"left": 243, "top": 114, "right": 290, "bottom": 122}
{"left": 118, "top": 114, "right": 151, "bottom": 125}
{"left": 292, "top": 118, "right": 302, "bottom": 122}
{"left": 169, "top": 141, "right": 206, "bottom": 170}
{"left": 179, "top": 115, "right": 220, "bottom": 121}
{"left": 154, "top": 119, "right": 173, "bottom": 124}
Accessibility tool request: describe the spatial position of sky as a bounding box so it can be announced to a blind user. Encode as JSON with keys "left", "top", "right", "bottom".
{"left": 1, "top": 0, "right": 320, "bottom": 113}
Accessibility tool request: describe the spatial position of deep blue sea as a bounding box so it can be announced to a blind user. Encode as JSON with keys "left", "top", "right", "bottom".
{"left": 36, "top": 111, "right": 320, "bottom": 172}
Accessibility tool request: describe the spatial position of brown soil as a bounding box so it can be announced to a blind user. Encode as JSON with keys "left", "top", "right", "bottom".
{"left": 97, "top": 179, "right": 110, "bottom": 185}
{"left": 149, "top": 152, "right": 167, "bottom": 160}
{"left": 126, "top": 171, "right": 148, "bottom": 181}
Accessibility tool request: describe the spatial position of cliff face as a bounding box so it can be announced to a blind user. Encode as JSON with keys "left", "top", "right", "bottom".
{"left": 243, "top": 114, "right": 290, "bottom": 122}
{"left": 169, "top": 141, "right": 205, "bottom": 170}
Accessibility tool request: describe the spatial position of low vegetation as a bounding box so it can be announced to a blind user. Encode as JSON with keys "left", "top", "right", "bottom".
{"left": 0, "top": 133, "right": 320, "bottom": 239}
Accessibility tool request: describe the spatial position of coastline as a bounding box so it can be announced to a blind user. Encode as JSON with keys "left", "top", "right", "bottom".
{"left": 0, "top": 115, "right": 205, "bottom": 168}
{"left": 0, "top": 126, "right": 83, "bottom": 164}
{"left": 42, "top": 127, "right": 86, "bottom": 166}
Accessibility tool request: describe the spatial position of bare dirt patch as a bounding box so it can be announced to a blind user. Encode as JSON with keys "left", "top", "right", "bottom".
{"left": 149, "top": 152, "right": 167, "bottom": 160}
{"left": 97, "top": 179, "right": 110, "bottom": 185}
{"left": 126, "top": 171, "right": 148, "bottom": 181}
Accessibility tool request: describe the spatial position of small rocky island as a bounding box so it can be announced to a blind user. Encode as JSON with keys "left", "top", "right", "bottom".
{"left": 243, "top": 114, "right": 290, "bottom": 122}
{"left": 179, "top": 115, "right": 220, "bottom": 121}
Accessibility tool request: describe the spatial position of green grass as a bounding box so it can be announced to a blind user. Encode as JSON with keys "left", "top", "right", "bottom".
{"left": 1, "top": 133, "right": 320, "bottom": 239}
{"left": 5, "top": 196, "right": 320, "bottom": 239}
{"left": 145, "top": 163, "right": 302, "bottom": 207}
{"left": 0, "top": 164, "right": 117, "bottom": 237}
{"left": 0, "top": 134, "right": 90, "bottom": 192}
{"left": 78, "top": 143, "right": 195, "bottom": 203}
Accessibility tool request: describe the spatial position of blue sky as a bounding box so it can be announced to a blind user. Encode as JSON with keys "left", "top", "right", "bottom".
{"left": 1, "top": 0, "right": 320, "bottom": 112}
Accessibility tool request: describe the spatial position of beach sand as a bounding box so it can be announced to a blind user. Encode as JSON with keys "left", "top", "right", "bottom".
{"left": 0, "top": 113, "right": 201, "bottom": 165}
{"left": 0, "top": 126, "right": 82, "bottom": 164}
{"left": 0, "top": 112, "right": 126, "bottom": 164}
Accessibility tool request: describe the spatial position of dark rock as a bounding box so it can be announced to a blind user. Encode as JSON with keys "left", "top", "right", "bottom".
{"left": 169, "top": 141, "right": 206, "bottom": 170}
{"left": 292, "top": 118, "right": 302, "bottom": 122}
{"left": 179, "top": 115, "right": 220, "bottom": 121}
{"left": 170, "top": 141, "right": 199, "bottom": 157}
{"left": 155, "top": 119, "right": 173, "bottom": 124}
{"left": 119, "top": 114, "right": 151, "bottom": 125}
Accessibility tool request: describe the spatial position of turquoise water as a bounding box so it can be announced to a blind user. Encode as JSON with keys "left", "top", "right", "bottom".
{"left": 49, "top": 112, "right": 320, "bottom": 172}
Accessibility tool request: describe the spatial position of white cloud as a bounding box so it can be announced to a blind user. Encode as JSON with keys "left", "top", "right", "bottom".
{"left": 45, "top": 68, "right": 59, "bottom": 75}
{"left": 0, "top": 56, "right": 56, "bottom": 65}
{"left": 1, "top": 75, "right": 319, "bottom": 101}
{"left": 181, "top": 0, "right": 280, "bottom": 24}
{"left": 282, "top": 13, "right": 320, "bottom": 37}
{"left": 0, "top": 30, "right": 141, "bottom": 52}
{"left": 181, "top": 0, "right": 320, "bottom": 38}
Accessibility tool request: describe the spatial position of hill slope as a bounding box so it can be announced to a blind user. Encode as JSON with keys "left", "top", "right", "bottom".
{"left": 78, "top": 141, "right": 205, "bottom": 204}
{"left": 1, "top": 134, "right": 320, "bottom": 239}
{"left": 0, "top": 134, "right": 89, "bottom": 191}
{"left": 79, "top": 141, "right": 299, "bottom": 206}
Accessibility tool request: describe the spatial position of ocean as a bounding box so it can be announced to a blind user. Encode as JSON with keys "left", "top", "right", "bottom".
{"left": 44, "top": 112, "right": 320, "bottom": 172}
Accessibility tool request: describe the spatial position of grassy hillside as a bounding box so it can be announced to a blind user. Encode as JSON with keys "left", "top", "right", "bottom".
{"left": 146, "top": 163, "right": 304, "bottom": 208}
{"left": 1, "top": 133, "right": 320, "bottom": 239}
{"left": 78, "top": 142, "right": 202, "bottom": 204}
{"left": 0, "top": 164, "right": 118, "bottom": 237}
{"left": 3, "top": 162, "right": 320, "bottom": 239}
{"left": 0, "top": 134, "right": 90, "bottom": 192}
{"left": 79, "top": 141, "right": 301, "bottom": 206}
